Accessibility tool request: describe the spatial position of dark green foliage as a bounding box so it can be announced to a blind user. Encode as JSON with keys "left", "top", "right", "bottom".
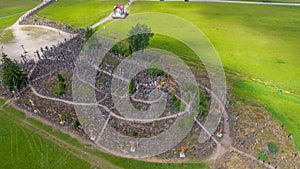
{"left": 170, "top": 92, "right": 182, "bottom": 111}
{"left": 198, "top": 90, "right": 209, "bottom": 119}
{"left": 256, "top": 151, "right": 269, "bottom": 161}
{"left": 61, "top": 112, "right": 68, "bottom": 121}
{"left": 267, "top": 142, "right": 279, "bottom": 154}
{"left": 131, "top": 130, "right": 137, "bottom": 137}
{"left": 110, "top": 40, "right": 131, "bottom": 57}
{"left": 1, "top": 53, "right": 27, "bottom": 91}
{"left": 55, "top": 73, "right": 66, "bottom": 96}
{"left": 73, "top": 119, "right": 80, "bottom": 128}
{"left": 57, "top": 73, "right": 64, "bottom": 82}
{"left": 85, "top": 27, "right": 94, "bottom": 41}
{"left": 128, "top": 23, "right": 154, "bottom": 52}
{"left": 146, "top": 68, "right": 166, "bottom": 77}
{"left": 129, "top": 78, "right": 135, "bottom": 94}
{"left": 171, "top": 92, "right": 176, "bottom": 101}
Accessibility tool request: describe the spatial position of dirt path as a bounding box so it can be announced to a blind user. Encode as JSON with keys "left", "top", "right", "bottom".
{"left": 6, "top": 0, "right": 293, "bottom": 167}
{"left": 27, "top": 59, "right": 275, "bottom": 168}
{"left": 1, "top": 0, "right": 71, "bottom": 61}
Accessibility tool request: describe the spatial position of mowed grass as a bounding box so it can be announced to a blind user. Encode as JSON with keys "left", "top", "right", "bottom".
{"left": 0, "top": 108, "right": 92, "bottom": 168}
{"left": 0, "top": 0, "right": 39, "bottom": 43}
{"left": 234, "top": 81, "right": 300, "bottom": 150}
{"left": 127, "top": 2, "right": 300, "bottom": 94}
{"left": 97, "top": 2, "right": 300, "bottom": 150}
{"left": 0, "top": 99, "right": 209, "bottom": 169}
{"left": 37, "top": 0, "right": 128, "bottom": 28}
{"left": 0, "top": 0, "right": 39, "bottom": 29}
{"left": 229, "top": 0, "right": 300, "bottom": 3}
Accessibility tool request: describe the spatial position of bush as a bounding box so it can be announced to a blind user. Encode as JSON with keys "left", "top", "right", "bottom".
{"left": 131, "top": 130, "right": 137, "bottom": 137}
{"left": 54, "top": 73, "right": 66, "bottom": 96}
{"left": 267, "top": 142, "right": 279, "bottom": 154}
{"left": 198, "top": 90, "right": 209, "bottom": 119}
{"left": 129, "top": 78, "right": 135, "bottom": 94}
{"left": 170, "top": 93, "right": 182, "bottom": 111}
{"left": 110, "top": 41, "right": 131, "bottom": 57}
{"left": 73, "top": 119, "right": 80, "bottom": 128}
{"left": 256, "top": 151, "right": 269, "bottom": 161}
{"left": 146, "top": 68, "right": 166, "bottom": 77}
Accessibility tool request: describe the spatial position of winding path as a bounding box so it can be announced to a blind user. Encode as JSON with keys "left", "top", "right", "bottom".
{"left": 8, "top": 0, "right": 295, "bottom": 168}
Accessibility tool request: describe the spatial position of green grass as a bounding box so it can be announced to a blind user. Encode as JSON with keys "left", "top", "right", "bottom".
{"left": 229, "top": 0, "right": 300, "bottom": 3}
{"left": 0, "top": 99, "right": 209, "bottom": 169}
{"left": 256, "top": 151, "right": 269, "bottom": 161}
{"left": 126, "top": 2, "right": 300, "bottom": 94}
{"left": 234, "top": 81, "right": 300, "bottom": 150}
{"left": 96, "top": 2, "right": 300, "bottom": 150}
{"left": 100, "top": 1, "right": 299, "bottom": 150}
{"left": 0, "top": 0, "right": 39, "bottom": 29}
{"left": 0, "top": 29, "right": 14, "bottom": 44}
{"left": 37, "top": 0, "right": 128, "bottom": 28}
{"left": 0, "top": 108, "right": 91, "bottom": 169}
{"left": 0, "top": 0, "right": 39, "bottom": 43}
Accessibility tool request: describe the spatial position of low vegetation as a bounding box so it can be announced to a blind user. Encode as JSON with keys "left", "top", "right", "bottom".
{"left": 0, "top": 99, "right": 209, "bottom": 169}
{"left": 54, "top": 73, "right": 66, "bottom": 96}
{"left": 37, "top": 0, "right": 128, "bottom": 28}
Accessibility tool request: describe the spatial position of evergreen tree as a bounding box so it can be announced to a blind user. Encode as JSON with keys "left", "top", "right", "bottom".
{"left": 1, "top": 53, "right": 27, "bottom": 91}
{"left": 128, "top": 23, "right": 154, "bottom": 52}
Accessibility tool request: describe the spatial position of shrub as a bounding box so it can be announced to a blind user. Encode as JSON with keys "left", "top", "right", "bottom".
{"left": 55, "top": 73, "right": 66, "bottom": 96}
{"left": 267, "top": 142, "right": 279, "bottom": 154}
{"left": 73, "top": 119, "right": 80, "bottom": 128}
{"left": 131, "top": 130, "right": 137, "bottom": 137}
{"left": 256, "top": 151, "right": 269, "bottom": 161}
{"left": 146, "top": 68, "right": 166, "bottom": 77}
{"left": 129, "top": 78, "right": 135, "bottom": 94}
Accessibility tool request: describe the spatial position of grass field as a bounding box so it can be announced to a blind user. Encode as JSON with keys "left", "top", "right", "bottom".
{"left": 37, "top": 0, "right": 128, "bottom": 28}
{"left": 229, "top": 0, "right": 300, "bottom": 3}
{"left": 0, "top": 0, "right": 39, "bottom": 29}
{"left": 128, "top": 2, "right": 300, "bottom": 151}
{"left": 0, "top": 0, "right": 39, "bottom": 43}
{"left": 0, "top": 99, "right": 209, "bottom": 169}
{"left": 96, "top": 2, "right": 300, "bottom": 150}
{"left": 234, "top": 81, "right": 300, "bottom": 150}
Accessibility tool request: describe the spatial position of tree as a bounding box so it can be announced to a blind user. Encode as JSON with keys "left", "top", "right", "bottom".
{"left": 85, "top": 27, "right": 94, "bottom": 41}
{"left": 127, "top": 23, "right": 154, "bottom": 52}
{"left": 1, "top": 53, "right": 27, "bottom": 91}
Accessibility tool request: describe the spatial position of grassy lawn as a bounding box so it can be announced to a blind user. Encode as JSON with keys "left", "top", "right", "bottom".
{"left": 228, "top": 0, "right": 300, "bottom": 3}
{"left": 0, "top": 0, "right": 39, "bottom": 43}
{"left": 0, "top": 29, "right": 14, "bottom": 44}
{"left": 37, "top": 0, "right": 128, "bottom": 28}
{"left": 0, "top": 99, "right": 209, "bottom": 169}
{"left": 0, "top": 108, "right": 92, "bottom": 168}
{"left": 234, "top": 81, "right": 300, "bottom": 150}
{"left": 127, "top": 2, "right": 300, "bottom": 94}
{"left": 0, "top": 0, "right": 39, "bottom": 29}
{"left": 96, "top": 2, "right": 300, "bottom": 150}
